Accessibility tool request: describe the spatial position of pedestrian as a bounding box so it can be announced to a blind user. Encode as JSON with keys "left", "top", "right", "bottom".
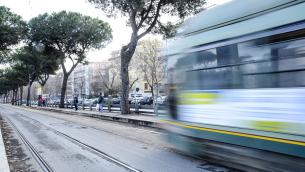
{"left": 98, "top": 93, "right": 104, "bottom": 112}
{"left": 38, "top": 95, "right": 42, "bottom": 107}
{"left": 107, "top": 95, "right": 112, "bottom": 112}
{"left": 74, "top": 95, "right": 79, "bottom": 111}
{"left": 42, "top": 97, "right": 46, "bottom": 107}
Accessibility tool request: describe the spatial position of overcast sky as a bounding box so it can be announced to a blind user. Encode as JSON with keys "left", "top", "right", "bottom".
{"left": 0, "top": 0, "right": 231, "bottom": 62}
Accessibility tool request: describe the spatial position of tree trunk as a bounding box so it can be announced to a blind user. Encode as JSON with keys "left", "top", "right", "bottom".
{"left": 41, "top": 85, "right": 44, "bottom": 95}
{"left": 120, "top": 32, "right": 138, "bottom": 114}
{"left": 14, "top": 90, "right": 17, "bottom": 105}
{"left": 26, "top": 82, "right": 33, "bottom": 106}
{"left": 59, "top": 74, "right": 68, "bottom": 108}
{"left": 16, "top": 89, "right": 19, "bottom": 105}
{"left": 16, "top": 89, "right": 19, "bottom": 106}
{"left": 11, "top": 91, "right": 14, "bottom": 105}
{"left": 120, "top": 54, "right": 131, "bottom": 114}
{"left": 11, "top": 90, "right": 15, "bottom": 105}
{"left": 13, "top": 89, "right": 18, "bottom": 105}
{"left": 20, "top": 86, "right": 23, "bottom": 106}
{"left": 15, "top": 86, "right": 19, "bottom": 106}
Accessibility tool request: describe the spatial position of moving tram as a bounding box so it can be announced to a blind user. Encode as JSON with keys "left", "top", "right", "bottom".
{"left": 162, "top": 0, "right": 305, "bottom": 171}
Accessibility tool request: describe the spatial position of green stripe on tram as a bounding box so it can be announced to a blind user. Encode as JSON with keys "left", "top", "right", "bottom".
{"left": 178, "top": 92, "right": 219, "bottom": 105}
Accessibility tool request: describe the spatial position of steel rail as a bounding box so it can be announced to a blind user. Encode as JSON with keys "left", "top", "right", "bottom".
{"left": 16, "top": 113, "right": 142, "bottom": 172}
{"left": 5, "top": 117, "right": 54, "bottom": 172}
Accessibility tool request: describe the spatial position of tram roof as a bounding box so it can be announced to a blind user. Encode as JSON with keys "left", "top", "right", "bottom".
{"left": 178, "top": 0, "right": 294, "bottom": 36}
{"left": 166, "top": 0, "right": 305, "bottom": 56}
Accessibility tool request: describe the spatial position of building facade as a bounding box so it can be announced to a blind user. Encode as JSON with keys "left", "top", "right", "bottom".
{"left": 66, "top": 62, "right": 110, "bottom": 99}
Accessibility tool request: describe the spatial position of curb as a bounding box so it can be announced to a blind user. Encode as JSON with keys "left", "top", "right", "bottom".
{"left": 0, "top": 120, "right": 10, "bottom": 172}
{"left": 31, "top": 107, "right": 161, "bottom": 129}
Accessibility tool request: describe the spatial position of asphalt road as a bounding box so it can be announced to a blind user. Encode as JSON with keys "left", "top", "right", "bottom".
{"left": 0, "top": 104, "right": 230, "bottom": 172}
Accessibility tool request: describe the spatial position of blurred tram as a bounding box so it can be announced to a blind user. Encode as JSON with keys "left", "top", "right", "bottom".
{"left": 162, "top": 0, "right": 305, "bottom": 171}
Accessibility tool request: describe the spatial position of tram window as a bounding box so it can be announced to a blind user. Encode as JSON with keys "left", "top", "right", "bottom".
{"left": 276, "top": 38, "right": 305, "bottom": 58}
{"left": 243, "top": 73, "right": 278, "bottom": 88}
{"left": 198, "top": 66, "right": 241, "bottom": 89}
{"left": 176, "top": 30, "right": 305, "bottom": 90}
{"left": 175, "top": 53, "right": 198, "bottom": 70}
{"left": 242, "top": 70, "right": 305, "bottom": 88}
{"left": 241, "top": 61, "right": 280, "bottom": 74}
{"left": 183, "top": 71, "right": 200, "bottom": 90}
{"left": 238, "top": 42, "right": 272, "bottom": 62}
{"left": 279, "top": 71, "right": 305, "bottom": 87}
{"left": 216, "top": 44, "right": 239, "bottom": 66}
{"left": 279, "top": 57, "right": 305, "bottom": 72}
{"left": 196, "top": 49, "right": 217, "bottom": 68}
{"left": 238, "top": 35, "right": 305, "bottom": 63}
{"left": 176, "top": 49, "right": 217, "bottom": 70}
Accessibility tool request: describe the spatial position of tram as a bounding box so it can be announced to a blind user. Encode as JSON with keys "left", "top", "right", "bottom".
{"left": 162, "top": 0, "right": 305, "bottom": 171}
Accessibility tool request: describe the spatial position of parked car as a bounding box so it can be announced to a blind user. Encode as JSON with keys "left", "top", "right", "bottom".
{"left": 21, "top": 100, "right": 27, "bottom": 105}
{"left": 131, "top": 95, "right": 144, "bottom": 104}
{"left": 53, "top": 99, "right": 60, "bottom": 105}
{"left": 65, "top": 99, "right": 74, "bottom": 106}
{"left": 89, "top": 98, "right": 98, "bottom": 106}
{"left": 103, "top": 97, "right": 108, "bottom": 104}
{"left": 128, "top": 96, "right": 133, "bottom": 104}
{"left": 112, "top": 97, "right": 120, "bottom": 104}
{"left": 82, "top": 99, "right": 92, "bottom": 107}
{"left": 141, "top": 96, "right": 153, "bottom": 105}
{"left": 31, "top": 101, "right": 38, "bottom": 106}
{"left": 156, "top": 96, "right": 167, "bottom": 104}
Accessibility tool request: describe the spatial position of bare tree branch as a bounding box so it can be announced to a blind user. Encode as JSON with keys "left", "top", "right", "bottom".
{"left": 137, "top": 0, "right": 163, "bottom": 40}
{"left": 137, "top": 0, "right": 154, "bottom": 29}
{"left": 129, "top": 77, "right": 139, "bottom": 90}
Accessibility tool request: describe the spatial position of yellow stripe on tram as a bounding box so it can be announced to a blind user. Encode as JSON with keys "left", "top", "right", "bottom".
{"left": 178, "top": 92, "right": 219, "bottom": 105}
{"left": 162, "top": 120, "right": 305, "bottom": 147}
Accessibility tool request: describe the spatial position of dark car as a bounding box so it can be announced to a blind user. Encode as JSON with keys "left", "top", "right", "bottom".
{"left": 141, "top": 96, "right": 153, "bottom": 105}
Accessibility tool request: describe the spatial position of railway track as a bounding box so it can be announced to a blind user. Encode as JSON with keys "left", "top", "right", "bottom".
{"left": 7, "top": 113, "right": 142, "bottom": 172}
{"left": 5, "top": 116, "right": 54, "bottom": 172}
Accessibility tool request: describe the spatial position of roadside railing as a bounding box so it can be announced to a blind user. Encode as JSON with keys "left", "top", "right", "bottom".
{"left": 45, "top": 102, "right": 159, "bottom": 115}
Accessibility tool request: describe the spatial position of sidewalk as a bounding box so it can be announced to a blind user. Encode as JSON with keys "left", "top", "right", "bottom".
{"left": 33, "top": 106, "right": 162, "bottom": 128}
{"left": 0, "top": 125, "right": 10, "bottom": 172}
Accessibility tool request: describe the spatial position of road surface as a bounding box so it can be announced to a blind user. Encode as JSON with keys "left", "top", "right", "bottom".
{"left": 0, "top": 104, "right": 230, "bottom": 172}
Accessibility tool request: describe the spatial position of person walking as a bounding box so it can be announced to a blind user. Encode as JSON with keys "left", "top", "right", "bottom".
{"left": 42, "top": 97, "right": 46, "bottom": 107}
{"left": 38, "top": 95, "right": 43, "bottom": 107}
{"left": 74, "top": 95, "right": 79, "bottom": 111}
{"left": 98, "top": 93, "right": 104, "bottom": 112}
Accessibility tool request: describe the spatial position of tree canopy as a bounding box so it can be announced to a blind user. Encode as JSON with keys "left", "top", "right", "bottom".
{"left": 0, "top": 6, "right": 27, "bottom": 63}
{"left": 89, "top": 0, "right": 206, "bottom": 114}
{"left": 28, "top": 11, "right": 112, "bottom": 73}
{"left": 28, "top": 11, "right": 112, "bottom": 108}
{"left": 8, "top": 46, "right": 60, "bottom": 105}
{"left": 89, "top": 0, "right": 205, "bottom": 39}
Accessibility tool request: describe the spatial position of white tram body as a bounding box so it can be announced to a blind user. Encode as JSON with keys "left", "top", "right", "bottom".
{"left": 163, "top": 0, "right": 305, "bottom": 171}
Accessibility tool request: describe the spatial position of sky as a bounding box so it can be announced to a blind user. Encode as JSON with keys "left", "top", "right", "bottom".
{"left": 0, "top": 0, "right": 231, "bottom": 62}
